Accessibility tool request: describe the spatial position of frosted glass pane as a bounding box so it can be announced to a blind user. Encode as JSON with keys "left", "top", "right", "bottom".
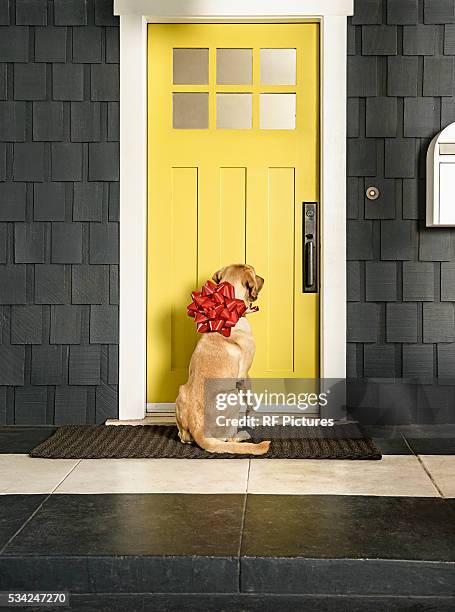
{"left": 260, "top": 94, "right": 296, "bottom": 130}
{"left": 217, "top": 48, "right": 252, "bottom": 84}
{"left": 217, "top": 94, "right": 252, "bottom": 129}
{"left": 173, "top": 48, "right": 208, "bottom": 84}
{"left": 173, "top": 93, "right": 208, "bottom": 129}
{"left": 260, "top": 48, "right": 296, "bottom": 85}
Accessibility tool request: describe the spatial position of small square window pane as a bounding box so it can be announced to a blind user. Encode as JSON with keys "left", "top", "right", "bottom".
{"left": 217, "top": 48, "right": 252, "bottom": 84}
{"left": 260, "top": 48, "right": 296, "bottom": 85}
{"left": 260, "top": 94, "right": 296, "bottom": 130}
{"left": 173, "top": 48, "right": 208, "bottom": 84}
{"left": 173, "top": 93, "right": 208, "bottom": 129}
{"left": 216, "top": 94, "right": 252, "bottom": 129}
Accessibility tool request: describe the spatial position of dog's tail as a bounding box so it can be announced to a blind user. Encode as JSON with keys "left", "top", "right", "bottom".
{"left": 192, "top": 431, "right": 270, "bottom": 456}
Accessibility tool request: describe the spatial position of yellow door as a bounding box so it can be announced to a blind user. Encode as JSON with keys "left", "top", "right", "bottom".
{"left": 147, "top": 24, "right": 319, "bottom": 404}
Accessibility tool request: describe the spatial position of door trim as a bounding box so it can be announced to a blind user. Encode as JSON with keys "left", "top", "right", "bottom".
{"left": 115, "top": 0, "right": 353, "bottom": 420}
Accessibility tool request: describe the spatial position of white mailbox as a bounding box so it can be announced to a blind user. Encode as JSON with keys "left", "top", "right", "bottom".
{"left": 427, "top": 122, "right": 455, "bottom": 227}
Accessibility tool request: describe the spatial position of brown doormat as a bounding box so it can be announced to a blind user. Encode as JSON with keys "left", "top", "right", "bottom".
{"left": 30, "top": 424, "right": 382, "bottom": 460}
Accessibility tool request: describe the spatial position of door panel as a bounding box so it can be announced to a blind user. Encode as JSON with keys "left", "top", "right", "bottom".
{"left": 267, "top": 167, "right": 295, "bottom": 372}
{"left": 170, "top": 167, "right": 198, "bottom": 371}
{"left": 219, "top": 167, "right": 246, "bottom": 265}
{"left": 147, "top": 24, "right": 319, "bottom": 403}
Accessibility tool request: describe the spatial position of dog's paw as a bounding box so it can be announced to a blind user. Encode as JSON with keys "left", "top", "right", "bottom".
{"left": 235, "top": 430, "right": 251, "bottom": 442}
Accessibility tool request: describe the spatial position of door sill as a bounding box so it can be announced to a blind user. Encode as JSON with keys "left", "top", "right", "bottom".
{"left": 106, "top": 415, "right": 176, "bottom": 426}
{"left": 146, "top": 402, "right": 175, "bottom": 415}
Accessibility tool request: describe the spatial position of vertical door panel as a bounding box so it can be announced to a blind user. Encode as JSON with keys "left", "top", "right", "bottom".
{"left": 170, "top": 167, "right": 198, "bottom": 371}
{"left": 267, "top": 167, "right": 295, "bottom": 372}
{"left": 248, "top": 167, "right": 296, "bottom": 375}
{"left": 220, "top": 167, "right": 246, "bottom": 265}
{"left": 198, "top": 164, "right": 219, "bottom": 285}
{"left": 246, "top": 165, "right": 268, "bottom": 376}
{"left": 148, "top": 166, "right": 198, "bottom": 402}
{"left": 199, "top": 166, "right": 247, "bottom": 284}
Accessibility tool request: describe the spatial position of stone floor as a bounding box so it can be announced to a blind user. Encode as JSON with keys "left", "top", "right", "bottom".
{"left": 0, "top": 425, "right": 453, "bottom": 496}
{"left": 0, "top": 426, "right": 454, "bottom": 611}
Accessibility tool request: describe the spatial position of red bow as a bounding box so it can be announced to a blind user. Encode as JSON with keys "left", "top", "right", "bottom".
{"left": 187, "top": 280, "right": 254, "bottom": 337}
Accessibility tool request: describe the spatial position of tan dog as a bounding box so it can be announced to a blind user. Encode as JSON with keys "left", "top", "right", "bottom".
{"left": 175, "top": 264, "right": 270, "bottom": 455}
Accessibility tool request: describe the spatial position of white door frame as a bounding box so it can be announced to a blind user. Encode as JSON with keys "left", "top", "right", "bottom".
{"left": 114, "top": 0, "right": 353, "bottom": 420}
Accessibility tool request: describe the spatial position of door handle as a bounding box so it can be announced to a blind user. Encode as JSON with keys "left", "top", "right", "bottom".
{"left": 305, "top": 241, "right": 314, "bottom": 288}
{"left": 303, "top": 202, "right": 317, "bottom": 293}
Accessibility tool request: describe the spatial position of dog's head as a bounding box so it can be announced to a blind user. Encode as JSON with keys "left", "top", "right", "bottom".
{"left": 212, "top": 264, "right": 264, "bottom": 310}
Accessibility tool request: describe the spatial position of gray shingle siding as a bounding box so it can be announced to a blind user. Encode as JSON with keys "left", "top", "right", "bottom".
{"left": 0, "top": 0, "right": 118, "bottom": 424}
{"left": 347, "top": 0, "right": 455, "bottom": 383}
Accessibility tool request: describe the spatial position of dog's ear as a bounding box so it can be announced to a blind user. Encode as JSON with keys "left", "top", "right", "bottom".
{"left": 246, "top": 279, "right": 257, "bottom": 300}
{"left": 245, "top": 270, "right": 264, "bottom": 301}
{"left": 243, "top": 269, "right": 257, "bottom": 300}
{"left": 256, "top": 275, "right": 264, "bottom": 292}
{"left": 212, "top": 266, "right": 227, "bottom": 283}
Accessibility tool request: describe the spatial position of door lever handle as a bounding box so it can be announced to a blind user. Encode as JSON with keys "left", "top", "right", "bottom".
{"left": 302, "top": 202, "right": 317, "bottom": 293}
{"left": 305, "top": 240, "right": 314, "bottom": 288}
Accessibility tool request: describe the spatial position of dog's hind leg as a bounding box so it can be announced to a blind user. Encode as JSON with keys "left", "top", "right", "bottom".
{"left": 175, "top": 390, "right": 193, "bottom": 444}
{"left": 177, "top": 422, "right": 193, "bottom": 444}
